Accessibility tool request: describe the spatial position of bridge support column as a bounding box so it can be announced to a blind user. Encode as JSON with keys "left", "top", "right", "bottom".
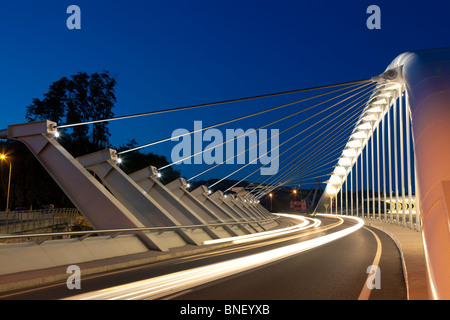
{"left": 223, "top": 194, "right": 266, "bottom": 232}
{"left": 190, "top": 187, "right": 257, "bottom": 234}
{"left": 129, "top": 169, "right": 239, "bottom": 238}
{"left": 401, "top": 48, "right": 450, "bottom": 299}
{"left": 2, "top": 121, "right": 167, "bottom": 251}
{"left": 236, "top": 194, "right": 279, "bottom": 229}
{"left": 237, "top": 195, "right": 266, "bottom": 220}
{"left": 165, "top": 178, "right": 244, "bottom": 237}
{"left": 77, "top": 149, "right": 219, "bottom": 246}
{"left": 239, "top": 192, "right": 274, "bottom": 220}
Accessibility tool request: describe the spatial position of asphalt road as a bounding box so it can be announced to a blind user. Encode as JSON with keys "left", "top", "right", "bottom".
{"left": 169, "top": 222, "right": 406, "bottom": 300}
{"left": 0, "top": 215, "right": 406, "bottom": 300}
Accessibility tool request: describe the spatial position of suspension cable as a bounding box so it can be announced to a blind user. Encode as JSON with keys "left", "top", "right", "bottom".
{"left": 186, "top": 82, "right": 375, "bottom": 181}
{"left": 222, "top": 86, "right": 373, "bottom": 193}
{"left": 55, "top": 79, "right": 371, "bottom": 129}
{"left": 249, "top": 83, "right": 387, "bottom": 195}
{"left": 262, "top": 107, "right": 364, "bottom": 189}
{"left": 207, "top": 84, "right": 374, "bottom": 190}
{"left": 159, "top": 81, "right": 374, "bottom": 173}
{"left": 214, "top": 83, "right": 375, "bottom": 192}
{"left": 249, "top": 97, "right": 367, "bottom": 196}
{"left": 118, "top": 81, "right": 370, "bottom": 155}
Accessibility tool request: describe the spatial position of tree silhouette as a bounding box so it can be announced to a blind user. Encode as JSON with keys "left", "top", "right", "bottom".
{"left": 1, "top": 71, "right": 181, "bottom": 210}
{"left": 26, "top": 71, "right": 116, "bottom": 157}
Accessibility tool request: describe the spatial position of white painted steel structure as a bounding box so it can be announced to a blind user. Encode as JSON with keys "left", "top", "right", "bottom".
{"left": 316, "top": 65, "right": 420, "bottom": 231}
{"left": 1, "top": 48, "right": 450, "bottom": 299}
{"left": 317, "top": 48, "right": 450, "bottom": 300}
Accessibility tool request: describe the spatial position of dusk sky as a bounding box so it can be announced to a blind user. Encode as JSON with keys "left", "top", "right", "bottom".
{"left": 1, "top": 1, "right": 449, "bottom": 186}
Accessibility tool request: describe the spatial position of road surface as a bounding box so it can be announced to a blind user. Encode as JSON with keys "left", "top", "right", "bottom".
{"left": 0, "top": 214, "right": 406, "bottom": 301}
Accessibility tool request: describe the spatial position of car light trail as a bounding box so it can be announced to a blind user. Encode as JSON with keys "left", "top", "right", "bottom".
{"left": 66, "top": 214, "right": 363, "bottom": 300}
{"left": 203, "top": 214, "right": 320, "bottom": 245}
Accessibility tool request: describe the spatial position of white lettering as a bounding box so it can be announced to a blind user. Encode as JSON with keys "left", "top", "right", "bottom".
{"left": 66, "top": 5, "right": 81, "bottom": 30}
{"left": 366, "top": 265, "right": 381, "bottom": 289}
{"left": 366, "top": 5, "right": 381, "bottom": 30}
{"left": 66, "top": 264, "right": 81, "bottom": 289}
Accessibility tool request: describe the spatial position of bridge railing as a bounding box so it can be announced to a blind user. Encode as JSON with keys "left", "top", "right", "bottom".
{"left": 0, "top": 208, "right": 80, "bottom": 235}
{"left": 0, "top": 216, "right": 279, "bottom": 245}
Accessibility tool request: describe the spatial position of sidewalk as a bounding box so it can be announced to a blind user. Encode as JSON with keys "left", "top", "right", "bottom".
{"left": 364, "top": 219, "right": 429, "bottom": 300}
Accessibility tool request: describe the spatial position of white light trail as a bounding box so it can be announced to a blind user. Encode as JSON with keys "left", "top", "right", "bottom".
{"left": 66, "top": 214, "right": 363, "bottom": 300}
{"left": 203, "top": 214, "right": 320, "bottom": 245}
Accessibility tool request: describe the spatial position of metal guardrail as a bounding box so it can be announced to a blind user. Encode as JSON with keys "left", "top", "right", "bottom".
{"left": 0, "top": 208, "right": 80, "bottom": 235}
{"left": 0, "top": 216, "right": 279, "bottom": 244}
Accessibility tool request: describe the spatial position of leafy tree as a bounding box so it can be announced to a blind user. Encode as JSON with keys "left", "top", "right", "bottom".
{"left": 26, "top": 71, "right": 116, "bottom": 156}
{"left": 4, "top": 71, "right": 181, "bottom": 210}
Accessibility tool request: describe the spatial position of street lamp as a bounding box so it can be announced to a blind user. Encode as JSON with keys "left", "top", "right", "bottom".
{"left": 293, "top": 189, "right": 297, "bottom": 201}
{"left": 0, "top": 154, "right": 12, "bottom": 212}
{"left": 269, "top": 193, "right": 273, "bottom": 211}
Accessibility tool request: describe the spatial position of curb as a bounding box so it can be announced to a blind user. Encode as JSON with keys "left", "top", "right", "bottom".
{"left": 364, "top": 219, "right": 428, "bottom": 300}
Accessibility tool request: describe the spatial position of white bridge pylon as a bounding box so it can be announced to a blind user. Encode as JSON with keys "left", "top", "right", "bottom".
{"left": 0, "top": 121, "right": 279, "bottom": 251}
{"left": 316, "top": 65, "right": 420, "bottom": 230}
{"left": 316, "top": 48, "right": 450, "bottom": 299}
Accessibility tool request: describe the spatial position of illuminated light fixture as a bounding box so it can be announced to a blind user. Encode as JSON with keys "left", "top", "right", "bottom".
{"left": 156, "top": 172, "right": 162, "bottom": 178}
{"left": 347, "top": 140, "right": 362, "bottom": 148}
{"left": 338, "top": 157, "right": 352, "bottom": 167}
{"left": 371, "top": 98, "right": 387, "bottom": 105}
{"left": 224, "top": 194, "right": 227, "bottom": 198}
{"left": 186, "top": 183, "right": 191, "bottom": 188}
{"left": 54, "top": 131, "right": 60, "bottom": 138}
{"left": 362, "top": 114, "right": 378, "bottom": 122}
{"left": 357, "top": 122, "right": 373, "bottom": 130}
{"left": 116, "top": 158, "right": 122, "bottom": 164}
{"left": 0, "top": 154, "right": 5, "bottom": 160}
{"left": 377, "top": 92, "right": 393, "bottom": 98}
{"left": 352, "top": 131, "right": 367, "bottom": 139}
{"left": 342, "top": 148, "right": 357, "bottom": 158}
{"left": 67, "top": 215, "right": 364, "bottom": 300}
{"left": 366, "top": 106, "right": 383, "bottom": 113}
{"left": 328, "top": 174, "right": 341, "bottom": 186}
{"left": 382, "top": 83, "right": 402, "bottom": 91}
{"left": 208, "top": 189, "right": 212, "bottom": 194}
{"left": 327, "top": 186, "right": 338, "bottom": 195}
{"left": 333, "top": 166, "right": 347, "bottom": 176}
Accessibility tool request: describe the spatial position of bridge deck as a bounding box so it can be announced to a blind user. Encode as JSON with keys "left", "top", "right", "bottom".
{"left": 364, "top": 218, "right": 427, "bottom": 300}
{"left": 0, "top": 217, "right": 427, "bottom": 299}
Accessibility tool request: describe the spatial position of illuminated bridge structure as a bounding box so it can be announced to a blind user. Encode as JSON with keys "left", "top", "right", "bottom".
{"left": 0, "top": 48, "right": 449, "bottom": 300}
{"left": 315, "top": 48, "right": 450, "bottom": 299}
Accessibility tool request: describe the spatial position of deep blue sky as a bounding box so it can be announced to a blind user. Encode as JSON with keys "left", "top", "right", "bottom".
{"left": 0, "top": 1, "right": 449, "bottom": 185}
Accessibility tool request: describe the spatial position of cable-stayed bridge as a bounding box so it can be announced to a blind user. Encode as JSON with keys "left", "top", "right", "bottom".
{"left": 0, "top": 48, "right": 449, "bottom": 301}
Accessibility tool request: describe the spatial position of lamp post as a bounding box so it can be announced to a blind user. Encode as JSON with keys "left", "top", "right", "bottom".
{"left": 269, "top": 193, "right": 273, "bottom": 211}
{"left": 0, "top": 154, "right": 11, "bottom": 212}
{"left": 293, "top": 189, "right": 298, "bottom": 211}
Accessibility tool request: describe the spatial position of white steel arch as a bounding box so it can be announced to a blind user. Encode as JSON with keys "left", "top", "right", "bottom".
{"left": 316, "top": 48, "right": 450, "bottom": 300}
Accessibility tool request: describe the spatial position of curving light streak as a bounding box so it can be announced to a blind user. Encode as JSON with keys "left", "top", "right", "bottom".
{"left": 203, "top": 214, "right": 320, "bottom": 245}
{"left": 67, "top": 214, "right": 363, "bottom": 300}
